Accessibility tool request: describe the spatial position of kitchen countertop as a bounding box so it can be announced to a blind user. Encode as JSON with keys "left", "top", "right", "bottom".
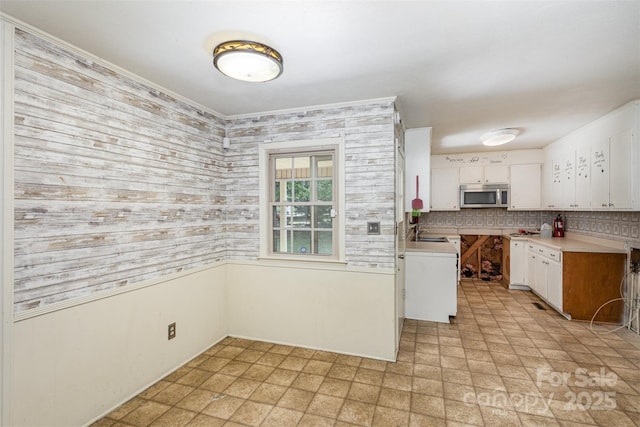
{"left": 406, "top": 227, "right": 626, "bottom": 254}
{"left": 504, "top": 233, "right": 626, "bottom": 254}
{"left": 405, "top": 240, "right": 458, "bottom": 254}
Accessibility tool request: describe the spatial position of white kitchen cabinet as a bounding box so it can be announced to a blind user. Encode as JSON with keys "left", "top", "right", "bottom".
{"left": 562, "top": 154, "right": 576, "bottom": 208}
{"left": 509, "top": 164, "right": 541, "bottom": 209}
{"left": 485, "top": 165, "right": 510, "bottom": 183}
{"left": 544, "top": 160, "right": 563, "bottom": 209}
{"left": 590, "top": 138, "right": 610, "bottom": 209}
{"left": 546, "top": 258, "right": 562, "bottom": 311}
{"left": 609, "top": 129, "right": 633, "bottom": 209}
{"left": 404, "top": 127, "right": 431, "bottom": 212}
{"left": 526, "top": 248, "right": 537, "bottom": 293}
{"left": 458, "top": 166, "right": 483, "bottom": 184}
{"left": 509, "top": 239, "right": 526, "bottom": 286}
{"left": 430, "top": 168, "right": 460, "bottom": 210}
{"left": 534, "top": 252, "right": 548, "bottom": 299}
{"left": 575, "top": 147, "right": 590, "bottom": 208}
{"left": 527, "top": 243, "right": 563, "bottom": 310}
{"left": 543, "top": 100, "right": 639, "bottom": 212}
{"left": 590, "top": 131, "right": 633, "bottom": 210}
{"left": 459, "top": 165, "right": 509, "bottom": 184}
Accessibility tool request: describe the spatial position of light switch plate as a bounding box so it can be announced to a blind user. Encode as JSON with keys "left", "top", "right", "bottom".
{"left": 367, "top": 222, "right": 380, "bottom": 235}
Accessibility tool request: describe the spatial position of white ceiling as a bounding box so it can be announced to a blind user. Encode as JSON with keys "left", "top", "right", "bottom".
{"left": 1, "top": 1, "right": 639, "bottom": 154}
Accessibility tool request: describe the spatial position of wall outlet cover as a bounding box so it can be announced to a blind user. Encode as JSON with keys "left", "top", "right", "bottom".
{"left": 367, "top": 222, "right": 380, "bottom": 235}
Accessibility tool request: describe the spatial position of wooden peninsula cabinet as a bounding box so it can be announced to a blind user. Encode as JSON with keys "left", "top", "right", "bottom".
{"left": 562, "top": 252, "right": 627, "bottom": 323}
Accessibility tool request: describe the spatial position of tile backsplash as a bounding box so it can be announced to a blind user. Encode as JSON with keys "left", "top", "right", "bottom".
{"left": 420, "top": 209, "right": 640, "bottom": 248}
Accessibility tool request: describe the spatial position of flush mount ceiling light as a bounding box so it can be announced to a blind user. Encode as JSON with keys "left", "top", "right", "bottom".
{"left": 213, "top": 40, "right": 283, "bottom": 82}
{"left": 480, "top": 128, "right": 520, "bottom": 146}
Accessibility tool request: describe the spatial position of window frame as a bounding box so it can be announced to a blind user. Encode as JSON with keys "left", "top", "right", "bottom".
{"left": 259, "top": 138, "right": 345, "bottom": 263}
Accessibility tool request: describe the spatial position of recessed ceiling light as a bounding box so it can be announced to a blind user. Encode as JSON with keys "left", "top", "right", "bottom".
{"left": 480, "top": 128, "right": 520, "bottom": 146}
{"left": 213, "top": 40, "right": 283, "bottom": 82}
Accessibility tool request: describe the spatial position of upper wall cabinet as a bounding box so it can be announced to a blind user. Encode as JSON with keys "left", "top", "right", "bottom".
{"left": 510, "top": 164, "right": 541, "bottom": 210}
{"left": 459, "top": 165, "right": 509, "bottom": 184}
{"left": 591, "top": 129, "right": 633, "bottom": 209}
{"left": 431, "top": 150, "right": 543, "bottom": 211}
{"left": 430, "top": 167, "right": 460, "bottom": 210}
{"left": 404, "top": 127, "right": 431, "bottom": 212}
{"left": 543, "top": 100, "right": 639, "bottom": 211}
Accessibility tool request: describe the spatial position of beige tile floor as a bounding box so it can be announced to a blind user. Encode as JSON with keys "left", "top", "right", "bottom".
{"left": 94, "top": 279, "right": 640, "bottom": 426}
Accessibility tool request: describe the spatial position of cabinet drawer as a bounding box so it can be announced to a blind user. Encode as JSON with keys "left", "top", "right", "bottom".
{"left": 528, "top": 243, "right": 562, "bottom": 263}
{"left": 546, "top": 249, "right": 561, "bottom": 263}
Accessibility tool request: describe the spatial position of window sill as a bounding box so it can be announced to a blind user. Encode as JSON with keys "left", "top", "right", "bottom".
{"left": 257, "top": 256, "right": 347, "bottom": 268}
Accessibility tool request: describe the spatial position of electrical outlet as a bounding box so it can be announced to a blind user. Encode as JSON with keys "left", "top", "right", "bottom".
{"left": 367, "top": 222, "right": 380, "bottom": 235}
{"left": 168, "top": 322, "right": 176, "bottom": 340}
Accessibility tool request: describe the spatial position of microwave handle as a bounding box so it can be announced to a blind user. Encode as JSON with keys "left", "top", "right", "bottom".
{"left": 497, "top": 189, "right": 502, "bottom": 204}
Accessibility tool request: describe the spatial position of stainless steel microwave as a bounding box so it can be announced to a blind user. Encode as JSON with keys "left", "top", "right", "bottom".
{"left": 460, "top": 184, "right": 509, "bottom": 208}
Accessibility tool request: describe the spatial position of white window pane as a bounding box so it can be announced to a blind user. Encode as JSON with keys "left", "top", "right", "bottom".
{"left": 314, "top": 231, "right": 332, "bottom": 255}
{"left": 292, "top": 230, "right": 311, "bottom": 254}
{"left": 316, "top": 156, "right": 333, "bottom": 177}
{"left": 314, "top": 206, "right": 332, "bottom": 228}
{"left": 292, "top": 206, "right": 311, "bottom": 228}
{"left": 293, "top": 181, "right": 310, "bottom": 202}
{"left": 316, "top": 180, "right": 332, "bottom": 202}
{"left": 275, "top": 157, "right": 292, "bottom": 179}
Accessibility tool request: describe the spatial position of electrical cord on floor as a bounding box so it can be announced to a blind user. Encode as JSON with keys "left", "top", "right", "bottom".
{"left": 589, "top": 271, "right": 640, "bottom": 335}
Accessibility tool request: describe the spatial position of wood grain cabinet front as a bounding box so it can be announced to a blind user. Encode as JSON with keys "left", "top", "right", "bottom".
{"left": 562, "top": 252, "right": 626, "bottom": 323}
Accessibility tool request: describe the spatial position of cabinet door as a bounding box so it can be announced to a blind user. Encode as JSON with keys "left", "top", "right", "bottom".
{"left": 484, "top": 165, "right": 509, "bottom": 183}
{"left": 546, "top": 260, "right": 562, "bottom": 310}
{"left": 404, "top": 128, "right": 431, "bottom": 212}
{"left": 548, "top": 160, "right": 563, "bottom": 209}
{"left": 609, "top": 129, "right": 632, "bottom": 209}
{"left": 526, "top": 250, "right": 537, "bottom": 291}
{"left": 430, "top": 168, "right": 460, "bottom": 210}
{"left": 563, "top": 153, "right": 576, "bottom": 208}
{"left": 459, "top": 166, "right": 483, "bottom": 184}
{"left": 510, "top": 164, "right": 541, "bottom": 209}
{"left": 575, "top": 147, "right": 591, "bottom": 208}
{"left": 535, "top": 257, "right": 548, "bottom": 299}
{"left": 510, "top": 240, "right": 525, "bottom": 285}
{"left": 590, "top": 138, "right": 610, "bottom": 209}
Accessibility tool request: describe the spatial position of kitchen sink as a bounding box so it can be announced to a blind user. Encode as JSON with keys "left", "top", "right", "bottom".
{"left": 416, "top": 236, "right": 449, "bottom": 243}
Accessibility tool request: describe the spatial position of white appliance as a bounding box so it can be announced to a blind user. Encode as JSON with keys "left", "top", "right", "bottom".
{"left": 405, "top": 250, "right": 458, "bottom": 323}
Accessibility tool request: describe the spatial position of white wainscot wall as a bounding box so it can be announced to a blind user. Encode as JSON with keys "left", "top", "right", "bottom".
{"left": 226, "top": 261, "right": 397, "bottom": 361}
{"left": 10, "top": 265, "right": 227, "bottom": 427}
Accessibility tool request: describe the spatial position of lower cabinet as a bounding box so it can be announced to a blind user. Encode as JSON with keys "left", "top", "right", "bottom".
{"left": 504, "top": 238, "right": 526, "bottom": 288}
{"left": 527, "top": 243, "right": 562, "bottom": 310}
{"left": 562, "top": 252, "right": 627, "bottom": 323}
{"left": 525, "top": 243, "right": 626, "bottom": 322}
{"left": 510, "top": 240, "right": 526, "bottom": 286}
{"left": 546, "top": 259, "right": 562, "bottom": 310}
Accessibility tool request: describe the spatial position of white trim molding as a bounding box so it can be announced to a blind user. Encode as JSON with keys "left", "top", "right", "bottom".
{"left": 1, "top": 18, "right": 15, "bottom": 426}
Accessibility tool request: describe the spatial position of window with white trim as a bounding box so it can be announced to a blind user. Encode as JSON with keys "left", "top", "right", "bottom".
{"left": 260, "top": 139, "right": 344, "bottom": 262}
{"left": 269, "top": 150, "right": 336, "bottom": 257}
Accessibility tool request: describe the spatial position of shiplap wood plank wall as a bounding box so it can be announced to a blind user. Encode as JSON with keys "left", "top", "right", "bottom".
{"left": 11, "top": 26, "right": 398, "bottom": 314}
{"left": 13, "top": 28, "right": 225, "bottom": 313}
{"left": 225, "top": 102, "right": 397, "bottom": 268}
